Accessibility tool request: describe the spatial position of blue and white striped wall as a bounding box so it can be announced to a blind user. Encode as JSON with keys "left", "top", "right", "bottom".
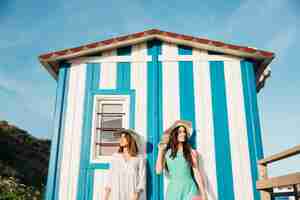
{"left": 45, "top": 40, "right": 264, "bottom": 200}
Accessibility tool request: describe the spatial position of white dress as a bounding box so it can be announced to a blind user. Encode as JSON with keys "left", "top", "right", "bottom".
{"left": 105, "top": 153, "right": 146, "bottom": 200}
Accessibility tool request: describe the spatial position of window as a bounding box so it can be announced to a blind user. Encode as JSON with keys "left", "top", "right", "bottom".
{"left": 91, "top": 95, "right": 130, "bottom": 161}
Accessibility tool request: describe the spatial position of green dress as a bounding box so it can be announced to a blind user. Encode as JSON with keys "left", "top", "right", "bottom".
{"left": 165, "top": 149, "right": 199, "bottom": 200}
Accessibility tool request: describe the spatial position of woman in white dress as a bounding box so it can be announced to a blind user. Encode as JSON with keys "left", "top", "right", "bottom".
{"left": 103, "top": 129, "right": 146, "bottom": 200}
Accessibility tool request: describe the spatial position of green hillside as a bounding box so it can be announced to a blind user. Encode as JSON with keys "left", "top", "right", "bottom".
{"left": 0, "top": 120, "right": 51, "bottom": 199}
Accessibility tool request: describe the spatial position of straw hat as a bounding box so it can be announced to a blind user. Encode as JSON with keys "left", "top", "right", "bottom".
{"left": 164, "top": 120, "right": 193, "bottom": 138}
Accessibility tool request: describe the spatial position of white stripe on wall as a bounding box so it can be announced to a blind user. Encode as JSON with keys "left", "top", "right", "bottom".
{"left": 161, "top": 42, "right": 180, "bottom": 199}
{"left": 70, "top": 64, "right": 86, "bottom": 200}
{"left": 94, "top": 170, "right": 108, "bottom": 200}
{"left": 58, "top": 64, "right": 77, "bottom": 200}
{"left": 130, "top": 43, "right": 148, "bottom": 200}
{"left": 224, "top": 60, "right": 254, "bottom": 200}
{"left": 99, "top": 50, "right": 117, "bottom": 89}
{"left": 59, "top": 63, "right": 86, "bottom": 200}
{"left": 131, "top": 43, "right": 148, "bottom": 151}
{"left": 193, "top": 49, "right": 218, "bottom": 200}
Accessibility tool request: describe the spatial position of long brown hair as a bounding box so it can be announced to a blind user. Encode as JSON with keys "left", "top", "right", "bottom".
{"left": 165, "top": 125, "right": 194, "bottom": 171}
{"left": 118, "top": 132, "right": 139, "bottom": 157}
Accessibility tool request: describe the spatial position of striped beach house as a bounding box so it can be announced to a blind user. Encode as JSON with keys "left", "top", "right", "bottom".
{"left": 39, "top": 29, "right": 275, "bottom": 200}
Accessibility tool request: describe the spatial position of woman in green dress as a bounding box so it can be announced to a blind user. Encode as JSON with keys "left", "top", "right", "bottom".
{"left": 156, "top": 120, "right": 207, "bottom": 200}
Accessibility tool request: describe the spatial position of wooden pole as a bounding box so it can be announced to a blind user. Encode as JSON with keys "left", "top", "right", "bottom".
{"left": 258, "top": 163, "right": 271, "bottom": 200}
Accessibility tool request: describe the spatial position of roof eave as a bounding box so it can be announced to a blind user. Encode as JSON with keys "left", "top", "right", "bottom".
{"left": 256, "top": 55, "right": 275, "bottom": 92}
{"left": 38, "top": 30, "right": 275, "bottom": 91}
{"left": 39, "top": 58, "right": 58, "bottom": 80}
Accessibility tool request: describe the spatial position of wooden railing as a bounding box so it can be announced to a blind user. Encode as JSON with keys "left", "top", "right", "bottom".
{"left": 256, "top": 144, "right": 300, "bottom": 200}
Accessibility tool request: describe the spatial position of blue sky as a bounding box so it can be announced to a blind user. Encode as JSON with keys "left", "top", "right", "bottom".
{"left": 0, "top": 0, "right": 299, "bottom": 176}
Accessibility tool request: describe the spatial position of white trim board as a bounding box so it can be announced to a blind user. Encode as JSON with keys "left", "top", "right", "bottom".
{"left": 68, "top": 55, "right": 152, "bottom": 64}
{"left": 158, "top": 54, "right": 242, "bottom": 62}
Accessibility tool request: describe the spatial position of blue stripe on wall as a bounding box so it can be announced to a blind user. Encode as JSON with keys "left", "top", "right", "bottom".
{"left": 117, "top": 62, "right": 131, "bottom": 90}
{"left": 147, "top": 39, "right": 163, "bottom": 200}
{"left": 243, "top": 61, "right": 264, "bottom": 159}
{"left": 77, "top": 63, "right": 95, "bottom": 200}
{"left": 241, "top": 60, "right": 263, "bottom": 200}
{"left": 45, "top": 63, "right": 70, "bottom": 200}
{"left": 117, "top": 45, "right": 132, "bottom": 56}
{"left": 178, "top": 45, "right": 196, "bottom": 148}
{"left": 207, "top": 50, "right": 225, "bottom": 55}
{"left": 117, "top": 45, "right": 131, "bottom": 90}
{"left": 209, "top": 61, "right": 235, "bottom": 200}
{"left": 130, "top": 90, "right": 136, "bottom": 130}
{"left": 178, "top": 45, "right": 193, "bottom": 55}
{"left": 86, "top": 169, "right": 95, "bottom": 200}
{"left": 92, "top": 63, "right": 101, "bottom": 89}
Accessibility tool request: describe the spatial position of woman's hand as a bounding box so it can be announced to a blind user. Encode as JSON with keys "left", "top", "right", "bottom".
{"left": 158, "top": 134, "right": 170, "bottom": 151}
{"left": 103, "top": 187, "right": 111, "bottom": 200}
{"left": 162, "top": 134, "right": 170, "bottom": 144}
{"left": 131, "top": 192, "right": 140, "bottom": 200}
{"left": 201, "top": 191, "right": 208, "bottom": 200}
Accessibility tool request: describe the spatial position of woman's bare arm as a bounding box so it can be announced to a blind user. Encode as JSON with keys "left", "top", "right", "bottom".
{"left": 192, "top": 167, "right": 207, "bottom": 199}
{"left": 156, "top": 134, "right": 169, "bottom": 174}
{"left": 156, "top": 147, "right": 166, "bottom": 174}
{"left": 191, "top": 150, "right": 207, "bottom": 200}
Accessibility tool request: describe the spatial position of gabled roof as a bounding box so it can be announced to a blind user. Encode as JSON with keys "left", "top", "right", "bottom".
{"left": 38, "top": 29, "right": 275, "bottom": 91}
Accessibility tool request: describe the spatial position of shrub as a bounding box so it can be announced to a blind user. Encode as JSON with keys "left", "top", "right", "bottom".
{"left": 0, "top": 176, "right": 43, "bottom": 200}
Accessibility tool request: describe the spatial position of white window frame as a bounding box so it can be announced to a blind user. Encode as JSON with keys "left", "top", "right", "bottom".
{"left": 90, "top": 94, "right": 130, "bottom": 163}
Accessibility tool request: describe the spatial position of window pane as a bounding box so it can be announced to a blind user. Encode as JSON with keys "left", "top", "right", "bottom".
{"left": 98, "top": 130, "right": 120, "bottom": 156}
{"left": 102, "top": 104, "right": 123, "bottom": 113}
{"left": 99, "top": 146, "right": 119, "bottom": 156}
{"left": 102, "top": 116, "right": 122, "bottom": 129}
{"left": 100, "top": 131, "right": 120, "bottom": 143}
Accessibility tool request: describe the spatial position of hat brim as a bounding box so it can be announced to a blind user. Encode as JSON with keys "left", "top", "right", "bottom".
{"left": 164, "top": 120, "right": 193, "bottom": 138}
{"left": 114, "top": 128, "right": 143, "bottom": 148}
